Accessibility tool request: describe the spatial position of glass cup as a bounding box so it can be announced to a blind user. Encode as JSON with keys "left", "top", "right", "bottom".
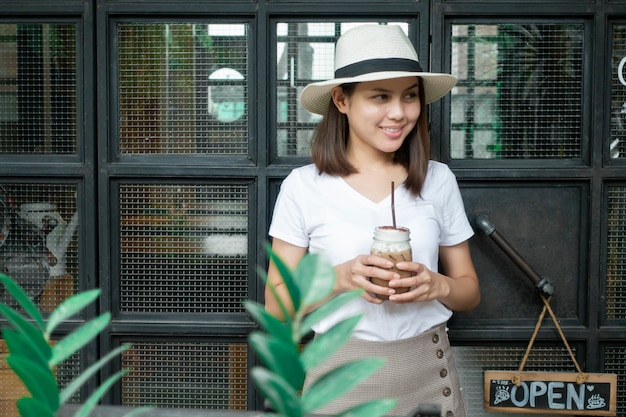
{"left": 369, "top": 226, "right": 412, "bottom": 300}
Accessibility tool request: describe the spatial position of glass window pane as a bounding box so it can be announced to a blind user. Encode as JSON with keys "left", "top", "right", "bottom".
{"left": 610, "top": 25, "right": 626, "bottom": 159}
{"left": 0, "top": 184, "right": 79, "bottom": 313}
{"left": 604, "top": 346, "right": 626, "bottom": 413}
{"left": 450, "top": 23, "right": 584, "bottom": 159}
{"left": 121, "top": 341, "right": 248, "bottom": 409}
{"left": 118, "top": 183, "right": 248, "bottom": 314}
{"left": 0, "top": 24, "right": 77, "bottom": 155}
{"left": 606, "top": 186, "right": 626, "bottom": 319}
{"left": 1, "top": 338, "right": 80, "bottom": 417}
{"left": 275, "top": 21, "right": 408, "bottom": 157}
{"left": 117, "top": 23, "right": 248, "bottom": 155}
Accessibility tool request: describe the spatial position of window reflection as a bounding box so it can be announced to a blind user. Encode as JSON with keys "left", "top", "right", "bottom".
{"left": 450, "top": 24, "right": 584, "bottom": 160}
{"left": 117, "top": 23, "right": 248, "bottom": 155}
{"left": 0, "top": 184, "right": 78, "bottom": 312}
{"left": 610, "top": 25, "right": 626, "bottom": 159}
{"left": 208, "top": 68, "right": 245, "bottom": 122}
{"left": 0, "top": 24, "right": 77, "bottom": 155}
{"left": 118, "top": 183, "right": 249, "bottom": 314}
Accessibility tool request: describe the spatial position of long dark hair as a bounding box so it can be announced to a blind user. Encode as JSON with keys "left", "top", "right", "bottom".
{"left": 310, "top": 78, "right": 430, "bottom": 197}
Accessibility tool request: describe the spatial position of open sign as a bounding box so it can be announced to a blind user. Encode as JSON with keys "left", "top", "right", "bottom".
{"left": 484, "top": 371, "right": 617, "bottom": 415}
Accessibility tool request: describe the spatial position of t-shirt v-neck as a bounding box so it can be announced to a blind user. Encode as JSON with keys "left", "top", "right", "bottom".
{"left": 336, "top": 175, "right": 406, "bottom": 207}
{"left": 335, "top": 176, "right": 395, "bottom": 207}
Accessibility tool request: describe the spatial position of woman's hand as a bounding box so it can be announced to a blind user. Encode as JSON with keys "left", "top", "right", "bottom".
{"left": 388, "top": 241, "right": 480, "bottom": 311}
{"left": 334, "top": 254, "right": 401, "bottom": 304}
{"left": 386, "top": 261, "right": 445, "bottom": 304}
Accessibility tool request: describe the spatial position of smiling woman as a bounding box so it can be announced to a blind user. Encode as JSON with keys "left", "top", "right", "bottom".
{"left": 331, "top": 77, "right": 422, "bottom": 159}
{"left": 265, "top": 24, "right": 479, "bottom": 417}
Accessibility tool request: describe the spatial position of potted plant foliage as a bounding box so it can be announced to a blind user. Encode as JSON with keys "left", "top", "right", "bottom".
{"left": 243, "top": 246, "right": 397, "bottom": 417}
{"left": 0, "top": 245, "right": 399, "bottom": 417}
{"left": 0, "top": 273, "right": 147, "bottom": 417}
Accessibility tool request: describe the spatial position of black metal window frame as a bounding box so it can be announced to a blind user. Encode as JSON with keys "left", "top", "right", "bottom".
{"left": 1, "top": 0, "right": 626, "bottom": 414}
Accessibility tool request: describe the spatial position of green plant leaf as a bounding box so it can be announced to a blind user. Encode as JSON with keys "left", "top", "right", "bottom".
{"left": 266, "top": 243, "right": 301, "bottom": 312}
{"left": 251, "top": 367, "right": 302, "bottom": 417}
{"left": 0, "top": 273, "right": 44, "bottom": 330}
{"left": 299, "top": 290, "right": 362, "bottom": 338}
{"left": 46, "top": 289, "right": 100, "bottom": 336}
{"left": 60, "top": 344, "right": 129, "bottom": 404}
{"left": 16, "top": 397, "right": 56, "bottom": 417}
{"left": 6, "top": 355, "right": 59, "bottom": 412}
{"left": 243, "top": 300, "right": 291, "bottom": 343}
{"left": 0, "top": 304, "right": 52, "bottom": 362}
{"left": 249, "top": 331, "right": 305, "bottom": 390}
{"left": 294, "top": 253, "right": 336, "bottom": 307}
{"left": 2, "top": 327, "right": 49, "bottom": 368}
{"left": 50, "top": 312, "right": 111, "bottom": 366}
{"left": 300, "top": 315, "right": 362, "bottom": 370}
{"left": 301, "top": 358, "right": 384, "bottom": 414}
{"left": 337, "top": 398, "right": 398, "bottom": 417}
{"left": 72, "top": 369, "right": 130, "bottom": 417}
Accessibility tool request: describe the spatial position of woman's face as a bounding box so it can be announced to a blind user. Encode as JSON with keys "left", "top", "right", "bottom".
{"left": 332, "top": 76, "right": 421, "bottom": 156}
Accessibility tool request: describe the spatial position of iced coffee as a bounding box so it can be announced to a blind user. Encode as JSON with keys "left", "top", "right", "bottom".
{"left": 370, "top": 226, "right": 412, "bottom": 300}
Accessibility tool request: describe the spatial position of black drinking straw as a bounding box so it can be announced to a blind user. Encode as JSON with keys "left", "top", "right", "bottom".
{"left": 391, "top": 181, "right": 397, "bottom": 228}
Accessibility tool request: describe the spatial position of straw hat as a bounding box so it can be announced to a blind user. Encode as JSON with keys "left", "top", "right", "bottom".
{"left": 299, "top": 24, "right": 458, "bottom": 115}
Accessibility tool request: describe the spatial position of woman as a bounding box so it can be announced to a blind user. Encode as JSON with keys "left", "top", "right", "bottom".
{"left": 265, "top": 24, "right": 480, "bottom": 416}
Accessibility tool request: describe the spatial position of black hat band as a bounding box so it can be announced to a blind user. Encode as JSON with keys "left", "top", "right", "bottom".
{"left": 335, "top": 58, "right": 423, "bottom": 78}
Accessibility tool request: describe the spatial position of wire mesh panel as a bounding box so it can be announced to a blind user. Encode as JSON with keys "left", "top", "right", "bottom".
{"left": 117, "top": 23, "right": 248, "bottom": 155}
{"left": 604, "top": 346, "right": 626, "bottom": 416}
{"left": 52, "top": 348, "right": 81, "bottom": 405}
{"left": 0, "top": 340, "right": 26, "bottom": 417}
{"left": 610, "top": 24, "right": 626, "bottom": 160}
{"left": 121, "top": 341, "right": 248, "bottom": 410}
{"left": 454, "top": 345, "right": 579, "bottom": 417}
{"left": 118, "top": 183, "right": 248, "bottom": 313}
{"left": 0, "top": 339, "right": 80, "bottom": 417}
{"left": 450, "top": 23, "right": 584, "bottom": 159}
{"left": 275, "top": 21, "right": 409, "bottom": 157}
{"left": 0, "top": 184, "right": 78, "bottom": 313}
{"left": 606, "top": 186, "right": 626, "bottom": 319}
{"left": 0, "top": 23, "right": 77, "bottom": 155}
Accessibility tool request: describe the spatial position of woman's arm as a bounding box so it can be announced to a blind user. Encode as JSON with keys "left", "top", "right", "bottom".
{"left": 434, "top": 241, "right": 480, "bottom": 311}
{"left": 264, "top": 237, "right": 308, "bottom": 319}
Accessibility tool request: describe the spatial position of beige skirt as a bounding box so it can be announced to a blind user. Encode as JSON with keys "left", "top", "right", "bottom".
{"left": 302, "top": 323, "right": 467, "bottom": 417}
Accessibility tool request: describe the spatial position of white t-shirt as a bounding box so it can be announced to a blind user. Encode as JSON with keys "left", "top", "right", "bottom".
{"left": 269, "top": 161, "right": 474, "bottom": 341}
